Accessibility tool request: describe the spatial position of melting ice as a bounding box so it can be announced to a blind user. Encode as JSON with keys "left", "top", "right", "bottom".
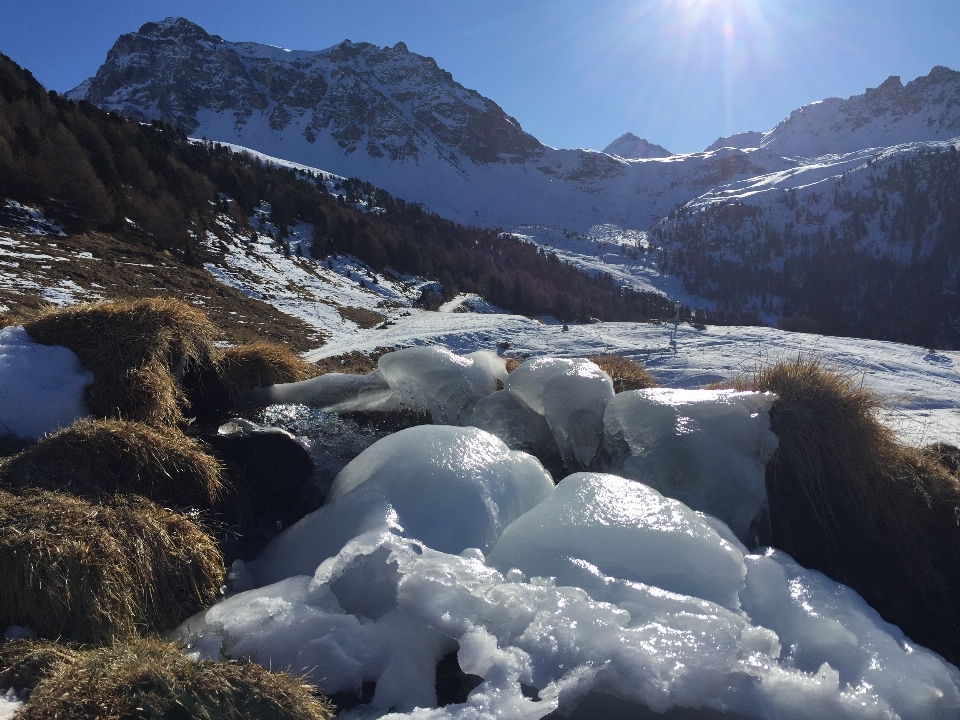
{"left": 174, "top": 350, "right": 960, "bottom": 719}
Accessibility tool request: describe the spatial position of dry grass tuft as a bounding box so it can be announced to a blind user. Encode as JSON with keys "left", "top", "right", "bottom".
{"left": 0, "top": 639, "right": 83, "bottom": 696}
{"left": 0, "top": 490, "right": 223, "bottom": 643}
{"left": 23, "top": 298, "right": 217, "bottom": 426}
{"left": 588, "top": 355, "right": 657, "bottom": 392}
{"left": 18, "top": 637, "right": 334, "bottom": 720}
{"left": 215, "top": 342, "right": 320, "bottom": 403}
{"left": 747, "top": 356, "right": 960, "bottom": 662}
{"left": 0, "top": 419, "right": 224, "bottom": 510}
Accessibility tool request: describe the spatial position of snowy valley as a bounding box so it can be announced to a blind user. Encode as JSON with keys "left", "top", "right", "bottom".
{"left": 0, "top": 17, "right": 960, "bottom": 720}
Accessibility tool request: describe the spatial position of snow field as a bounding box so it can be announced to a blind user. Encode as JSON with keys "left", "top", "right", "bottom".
{"left": 173, "top": 347, "right": 960, "bottom": 719}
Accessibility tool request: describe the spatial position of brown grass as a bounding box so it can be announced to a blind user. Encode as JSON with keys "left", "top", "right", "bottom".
{"left": 588, "top": 355, "right": 657, "bottom": 392}
{"left": 23, "top": 298, "right": 217, "bottom": 426}
{"left": 746, "top": 356, "right": 960, "bottom": 662}
{"left": 0, "top": 490, "right": 223, "bottom": 643}
{"left": 313, "top": 348, "right": 394, "bottom": 376}
{"left": 18, "top": 637, "right": 334, "bottom": 720}
{"left": 215, "top": 342, "right": 321, "bottom": 403}
{"left": 0, "top": 419, "right": 224, "bottom": 510}
{"left": 0, "top": 639, "right": 83, "bottom": 696}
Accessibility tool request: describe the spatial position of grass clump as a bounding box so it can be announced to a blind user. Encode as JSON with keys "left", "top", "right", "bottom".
{"left": 215, "top": 341, "right": 320, "bottom": 403}
{"left": 14, "top": 637, "right": 334, "bottom": 720}
{"left": 747, "top": 356, "right": 960, "bottom": 663}
{"left": 0, "top": 639, "right": 82, "bottom": 697}
{"left": 588, "top": 354, "right": 657, "bottom": 392}
{"left": 0, "top": 489, "right": 223, "bottom": 643}
{"left": 23, "top": 298, "right": 217, "bottom": 426}
{"left": 0, "top": 419, "right": 224, "bottom": 510}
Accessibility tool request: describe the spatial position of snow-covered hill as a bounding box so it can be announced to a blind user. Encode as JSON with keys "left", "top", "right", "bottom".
{"left": 650, "top": 138, "right": 960, "bottom": 346}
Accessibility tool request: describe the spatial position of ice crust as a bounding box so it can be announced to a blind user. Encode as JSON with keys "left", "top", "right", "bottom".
{"left": 375, "top": 347, "right": 500, "bottom": 424}
{"left": 250, "top": 426, "right": 554, "bottom": 586}
{"left": 178, "top": 501, "right": 960, "bottom": 720}
{"left": 487, "top": 473, "right": 747, "bottom": 610}
{"left": 601, "top": 388, "right": 779, "bottom": 542}
{"left": 467, "top": 389, "right": 558, "bottom": 459}
{"left": 244, "top": 370, "right": 393, "bottom": 413}
{"left": 180, "top": 351, "right": 960, "bottom": 719}
{"left": 0, "top": 326, "right": 93, "bottom": 440}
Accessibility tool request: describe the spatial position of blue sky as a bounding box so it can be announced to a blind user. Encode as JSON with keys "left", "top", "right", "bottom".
{"left": 1, "top": 1, "right": 958, "bottom": 154}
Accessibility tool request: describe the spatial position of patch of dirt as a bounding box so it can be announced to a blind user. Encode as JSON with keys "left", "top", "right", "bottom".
{"left": 313, "top": 347, "right": 396, "bottom": 375}
{"left": 337, "top": 305, "right": 386, "bottom": 329}
{"left": 0, "top": 229, "right": 325, "bottom": 352}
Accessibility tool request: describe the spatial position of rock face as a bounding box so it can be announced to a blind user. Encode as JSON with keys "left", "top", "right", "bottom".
{"left": 71, "top": 17, "right": 540, "bottom": 166}
{"left": 603, "top": 132, "right": 671, "bottom": 159}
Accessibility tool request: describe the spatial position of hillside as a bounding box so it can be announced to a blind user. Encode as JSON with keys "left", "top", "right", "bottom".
{"left": 651, "top": 139, "right": 960, "bottom": 347}
{"left": 0, "top": 51, "right": 678, "bottom": 335}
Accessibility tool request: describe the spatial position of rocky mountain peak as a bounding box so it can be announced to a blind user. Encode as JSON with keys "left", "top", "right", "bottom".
{"left": 760, "top": 65, "right": 960, "bottom": 157}
{"left": 137, "top": 17, "right": 221, "bottom": 44}
{"left": 70, "top": 18, "right": 542, "bottom": 167}
{"left": 603, "top": 132, "right": 672, "bottom": 159}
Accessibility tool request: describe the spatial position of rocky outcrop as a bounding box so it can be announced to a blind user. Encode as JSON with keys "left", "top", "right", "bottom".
{"left": 70, "top": 17, "right": 541, "bottom": 165}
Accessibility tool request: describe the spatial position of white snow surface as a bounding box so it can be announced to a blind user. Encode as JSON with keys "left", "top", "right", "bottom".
{"left": 0, "top": 691, "right": 22, "bottom": 720}
{"left": 0, "top": 326, "right": 93, "bottom": 440}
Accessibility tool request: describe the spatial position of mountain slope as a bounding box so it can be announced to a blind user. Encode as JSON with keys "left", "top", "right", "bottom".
{"left": 757, "top": 69, "right": 960, "bottom": 158}
{"left": 651, "top": 139, "right": 960, "bottom": 346}
{"left": 68, "top": 17, "right": 786, "bottom": 233}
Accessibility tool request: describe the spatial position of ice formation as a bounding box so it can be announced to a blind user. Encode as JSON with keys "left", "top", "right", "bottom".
{"left": 466, "top": 389, "right": 558, "bottom": 459}
{"left": 178, "top": 500, "right": 960, "bottom": 720}
{"left": 249, "top": 425, "right": 554, "bottom": 586}
{"left": 487, "top": 473, "right": 747, "bottom": 609}
{"left": 242, "top": 370, "right": 393, "bottom": 413}
{"left": 541, "top": 366, "right": 614, "bottom": 470}
{"left": 375, "top": 347, "right": 500, "bottom": 424}
{"left": 601, "top": 388, "right": 779, "bottom": 542}
{"left": 506, "top": 357, "right": 598, "bottom": 415}
{"left": 171, "top": 351, "right": 960, "bottom": 719}
{"left": 0, "top": 325, "right": 93, "bottom": 440}
{"left": 245, "top": 346, "right": 503, "bottom": 424}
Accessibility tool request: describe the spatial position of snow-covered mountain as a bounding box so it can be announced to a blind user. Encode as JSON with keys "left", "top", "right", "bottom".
{"left": 68, "top": 17, "right": 789, "bottom": 232}
{"left": 651, "top": 138, "right": 960, "bottom": 345}
{"left": 602, "top": 132, "right": 672, "bottom": 159}
{"left": 66, "top": 17, "right": 960, "bottom": 345}
{"left": 705, "top": 131, "right": 767, "bottom": 152}
{"left": 752, "top": 69, "right": 960, "bottom": 158}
